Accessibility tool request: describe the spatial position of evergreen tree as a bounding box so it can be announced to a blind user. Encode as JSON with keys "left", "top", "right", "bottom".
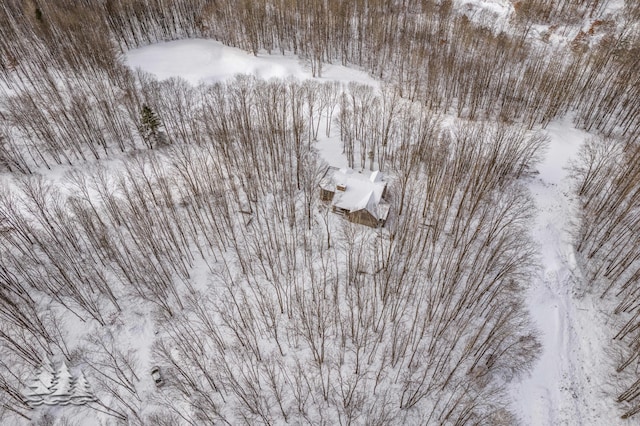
{"left": 23, "top": 357, "right": 56, "bottom": 407}
{"left": 34, "top": 7, "right": 43, "bottom": 22}
{"left": 70, "top": 371, "right": 97, "bottom": 405}
{"left": 47, "top": 361, "right": 74, "bottom": 406}
{"left": 139, "top": 104, "right": 165, "bottom": 148}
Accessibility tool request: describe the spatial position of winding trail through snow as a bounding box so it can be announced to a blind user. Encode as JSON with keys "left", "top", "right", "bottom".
{"left": 510, "top": 118, "right": 602, "bottom": 425}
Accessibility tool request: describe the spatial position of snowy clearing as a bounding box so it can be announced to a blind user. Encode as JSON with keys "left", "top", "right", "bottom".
{"left": 457, "top": 0, "right": 513, "bottom": 19}
{"left": 124, "top": 38, "right": 378, "bottom": 87}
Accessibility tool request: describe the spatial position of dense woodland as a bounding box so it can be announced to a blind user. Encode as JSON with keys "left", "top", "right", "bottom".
{"left": 0, "top": 0, "right": 639, "bottom": 424}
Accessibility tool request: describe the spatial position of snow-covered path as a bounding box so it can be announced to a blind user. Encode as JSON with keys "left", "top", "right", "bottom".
{"left": 510, "top": 118, "right": 613, "bottom": 425}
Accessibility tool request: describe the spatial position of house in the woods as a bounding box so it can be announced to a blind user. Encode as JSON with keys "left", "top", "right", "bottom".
{"left": 319, "top": 167, "right": 390, "bottom": 228}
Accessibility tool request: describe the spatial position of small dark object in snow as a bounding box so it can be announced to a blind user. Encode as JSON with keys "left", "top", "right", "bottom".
{"left": 150, "top": 366, "right": 164, "bottom": 387}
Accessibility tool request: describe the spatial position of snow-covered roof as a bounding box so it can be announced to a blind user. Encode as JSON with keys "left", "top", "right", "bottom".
{"left": 320, "top": 167, "right": 389, "bottom": 220}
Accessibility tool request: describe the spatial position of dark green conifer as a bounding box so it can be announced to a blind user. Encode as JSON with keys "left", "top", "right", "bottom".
{"left": 139, "top": 104, "right": 163, "bottom": 148}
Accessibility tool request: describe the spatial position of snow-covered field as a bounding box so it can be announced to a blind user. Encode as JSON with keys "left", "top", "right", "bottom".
{"left": 125, "top": 39, "right": 378, "bottom": 87}
{"left": 122, "top": 39, "right": 616, "bottom": 425}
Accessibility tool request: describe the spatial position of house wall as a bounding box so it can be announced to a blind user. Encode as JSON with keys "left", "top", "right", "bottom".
{"left": 347, "top": 209, "right": 380, "bottom": 228}
{"left": 320, "top": 188, "right": 334, "bottom": 202}
{"left": 333, "top": 205, "right": 348, "bottom": 216}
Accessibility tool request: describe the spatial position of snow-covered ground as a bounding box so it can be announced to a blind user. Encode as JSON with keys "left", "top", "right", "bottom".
{"left": 119, "top": 39, "right": 614, "bottom": 426}
{"left": 455, "top": 0, "right": 514, "bottom": 31}
{"left": 124, "top": 38, "right": 376, "bottom": 168}
{"left": 456, "top": 0, "right": 513, "bottom": 19}
{"left": 510, "top": 117, "right": 620, "bottom": 425}
{"left": 0, "top": 34, "right": 619, "bottom": 426}
{"left": 125, "top": 38, "right": 378, "bottom": 86}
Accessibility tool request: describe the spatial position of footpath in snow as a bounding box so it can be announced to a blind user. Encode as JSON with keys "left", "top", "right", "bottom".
{"left": 510, "top": 118, "right": 617, "bottom": 426}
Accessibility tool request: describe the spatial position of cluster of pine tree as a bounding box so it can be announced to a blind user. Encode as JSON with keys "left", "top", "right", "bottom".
{"left": 23, "top": 359, "right": 96, "bottom": 408}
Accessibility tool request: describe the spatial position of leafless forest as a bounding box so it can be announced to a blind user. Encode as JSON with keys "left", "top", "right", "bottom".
{"left": 0, "top": 0, "right": 639, "bottom": 424}
{"left": 573, "top": 135, "right": 640, "bottom": 420}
